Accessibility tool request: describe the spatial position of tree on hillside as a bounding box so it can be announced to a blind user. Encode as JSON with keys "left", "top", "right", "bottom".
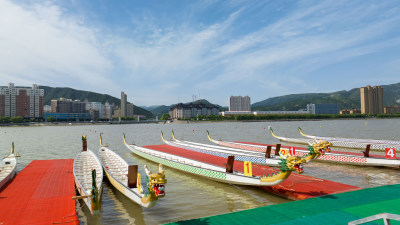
{"left": 160, "top": 113, "right": 171, "bottom": 120}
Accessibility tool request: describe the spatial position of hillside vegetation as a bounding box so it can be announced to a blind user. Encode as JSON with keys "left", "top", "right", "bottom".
{"left": 252, "top": 82, "right": 400, "bottom": 111}
{"left": 39, "top": 86, "right": 153, "bottom": 118}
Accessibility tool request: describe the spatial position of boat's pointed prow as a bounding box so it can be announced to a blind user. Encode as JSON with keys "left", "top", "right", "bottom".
{"left": 11, "top": 142, "right": 14, "bottom": 154}
{"left": 171, "top": 130, "right": 177, "bottom": 141}
{"left": 161, "top": 131, "right": 167, "bottom": 142}
{"left": 206, "top": 130, "right": 213, "bottom": 141}
{"left": 268, "top": 126, "right": 280, "bottom": 139}
{"left": 298, "top": 127, "right": 307, "bottom": 137}
{"left": 123, "top": 133, "right": 126, "bottom": 145}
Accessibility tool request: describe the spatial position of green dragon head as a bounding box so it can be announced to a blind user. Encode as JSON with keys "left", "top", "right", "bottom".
{"left": 309, "top": 140, "right": 332, "bottom": 156}
{"left": 279, "top": 155, "right": 305, "bottom": 173}
{"left": 144, "top": 164, "right": 167, "bottom": 201}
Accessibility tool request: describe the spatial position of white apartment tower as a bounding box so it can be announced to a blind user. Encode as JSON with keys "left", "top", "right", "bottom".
{"left": 127, "top": 103, "right": 134, "bottom": 117}
{"left": 0, "top": 83, "right": 44, "bottom": 118}
{"left": 229, "top": 96, "right": 251, "bottom": 112}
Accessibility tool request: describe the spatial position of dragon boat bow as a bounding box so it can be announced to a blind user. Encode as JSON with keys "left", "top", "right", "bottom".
{"left": 161, "top": 130, "right": 283, "bottom": 166}
{"left": 298, "top": 127, "right": 400, "bottom": 150}
{"left": 246, "top": 127, "right": 400, "bottom": 167}
{"left": 0, "top": 142, "right": 19, "bottom": 190}
{"left": 207, "top": 130, "right": 331, "bottom": 163}
{"left": 99, "top": 135, "right": 166, "bottom": 208}
{"left": 124, "top": 134, "right": 305, "bottom": 186}
{"left": 73, "top": 136, "right": 103, "bottom": 215}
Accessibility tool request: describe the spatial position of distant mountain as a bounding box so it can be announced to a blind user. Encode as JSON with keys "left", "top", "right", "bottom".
{"left": 39, "top": 86, "right": 153, "bottom": 118}
{"left": 149, "top": 99, "right": 222, "bottom": 118}
{"left": 252, "top": 82, "right": 400, "bottom": 111}
{"left": 140, "top": 105, "right": 163, "bottom": 111}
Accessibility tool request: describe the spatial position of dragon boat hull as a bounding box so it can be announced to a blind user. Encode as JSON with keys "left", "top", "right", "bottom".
{"left": 210, "top": 129, "right": 400, "bottom": 168}
{"left": 298, "top": 127, "right": 400, "bottom": 150}
{"left": 0, "top": 152, "right": 17, "bottom": 190}
{"left": 73, "top": 140, "right": 103, "bottom": 215}
{"left": 124, "top": 136, "right": 294, "bottom": 186}
{"left": 161, "top": 131, "right": 281, "bottom": 166}
{"left": 99, "top": 145, "right": 165, "bottom": 208}
{"left": 125, "top": 139, "right": 361, "bottom": 200}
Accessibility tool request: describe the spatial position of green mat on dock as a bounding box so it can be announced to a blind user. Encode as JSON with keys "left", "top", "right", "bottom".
{"left": 167, "top": 184, "right": 400, "bottom": 225}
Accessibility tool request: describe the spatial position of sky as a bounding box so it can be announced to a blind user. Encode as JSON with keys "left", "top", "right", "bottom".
{"left": 1, "top": 0, "right": 400, "bottom": 107}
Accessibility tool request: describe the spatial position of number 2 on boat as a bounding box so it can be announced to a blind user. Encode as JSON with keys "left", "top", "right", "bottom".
{"left": 386, "top": 148, "right": 397, "bottom": 159}
{"left": 244, "top": 161, "right": 252, "bottom": 177}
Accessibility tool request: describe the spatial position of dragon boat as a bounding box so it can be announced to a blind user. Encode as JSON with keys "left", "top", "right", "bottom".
{"left": 161, "top": 131, "right": 283, "bottom": 166}
{"left": 265, "top": 127, "right": 400, "bottom": 167}
{"left": 206, "top": 130, "right": 332, "bottom": 163}
{"left": 73, "top": 136, "right": 103, "bottom": 215}
{"left": 0, "top": 142, "right": 19, "bottom": 190}
{"left": 298, "top": 127, "right": 400, "bottom": 150}
{"left": 123, "top": 134, "right": 305, "bottom": 186}
{"left": 99, "top": 135, "right": 166, "bottom": 208}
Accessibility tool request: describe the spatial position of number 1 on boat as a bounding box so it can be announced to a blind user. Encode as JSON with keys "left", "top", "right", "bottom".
{"left": 289, "top": 147, "right": 296, "bottom": 155}
{"left": 244, "top": 161, "right": 252, "bottom": 177}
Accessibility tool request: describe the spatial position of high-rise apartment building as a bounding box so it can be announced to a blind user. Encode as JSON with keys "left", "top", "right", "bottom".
{"left": 51, "top": 98, "right": 86, "bottom": 113}
{"left": 360, "top": 85, "right": 384, "bottom": 114}
{"left": 229, "top": 96, "right": 251, "bottom": 112}
{"left": 86, "top": 102, "right": 105, "bottom": 119}
{"left": 104, "top": 101, "right": 114, "bottom": 119}
{"left": 121, "top": 91, "right": 127, "bottom": 117}
{"left": 127, "top": 103, "right": 134, "bottom": 117}
{"left": 169, "top": 103, "right": 219, "bottom": 119}
{"left": 0, "top": 83, "right": 44, "bottom": 118}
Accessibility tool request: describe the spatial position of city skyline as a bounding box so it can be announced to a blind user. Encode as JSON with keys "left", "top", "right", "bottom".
{"left": 1, "top": 1, "right": 400, "bottom": 106}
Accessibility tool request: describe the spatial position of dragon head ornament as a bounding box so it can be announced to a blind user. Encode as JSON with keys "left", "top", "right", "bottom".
{"left": 144, "top": 164, "right": 167, "bottom": 199}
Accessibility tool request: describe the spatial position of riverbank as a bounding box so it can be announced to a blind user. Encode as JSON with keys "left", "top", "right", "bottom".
{"left": 0, "top": 115, "right": 398, "bottom": 127}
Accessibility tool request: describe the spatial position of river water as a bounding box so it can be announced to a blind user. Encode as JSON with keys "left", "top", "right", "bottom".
{"left": 1, "top": 118, "right": 400, "bottom": 224}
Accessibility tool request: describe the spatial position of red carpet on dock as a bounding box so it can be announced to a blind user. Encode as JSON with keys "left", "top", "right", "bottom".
{"left": 144, "top": 144, "right": 361, "bottom": 200}
{"left": 0, "top": 159, "right": 79, "bottom": 224}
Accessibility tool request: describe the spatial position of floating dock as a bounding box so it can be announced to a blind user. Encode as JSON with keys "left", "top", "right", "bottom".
{"left": 167, "top": 183, "right": 400, "bottom": 225}
{"left": 0, "top": 159, "right": 79, "bottom": 224}
{"left": 143, "top": 144, "right": 360, "bottom": 200}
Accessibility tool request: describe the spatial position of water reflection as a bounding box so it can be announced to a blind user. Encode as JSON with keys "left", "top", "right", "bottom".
{"left": 102, "top": 180, "right": 144, "bottom": 225}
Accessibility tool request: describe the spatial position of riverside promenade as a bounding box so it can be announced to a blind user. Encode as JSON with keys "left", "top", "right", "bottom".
{"left": 168, "top": 183, "right": 400, "bottom": 225}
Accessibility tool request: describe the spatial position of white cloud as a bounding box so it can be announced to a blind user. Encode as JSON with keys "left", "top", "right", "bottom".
{"left": 1, "top": 0, "right": 399, "bottom": 106}
{"left": 0, "top": 0, "right": 117, "bottom": 92}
